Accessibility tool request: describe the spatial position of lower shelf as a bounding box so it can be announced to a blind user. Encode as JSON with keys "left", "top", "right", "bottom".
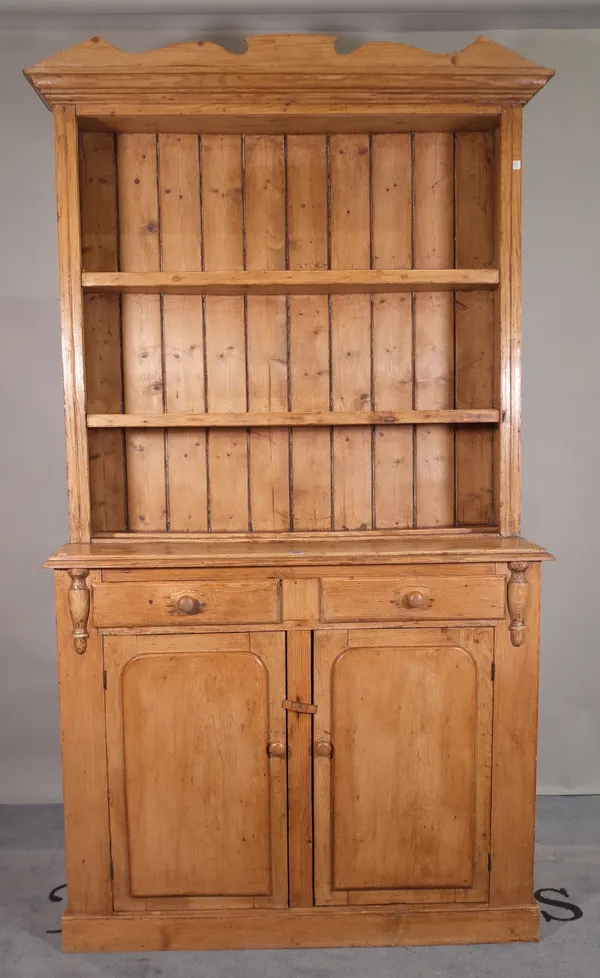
{"left": 62, "top": 904, "right": 540, "bottom": 952}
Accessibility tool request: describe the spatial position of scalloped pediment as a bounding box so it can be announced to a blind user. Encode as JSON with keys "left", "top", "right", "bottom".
{"left": 26, "top": 33, "right": 550, "bottom": 73}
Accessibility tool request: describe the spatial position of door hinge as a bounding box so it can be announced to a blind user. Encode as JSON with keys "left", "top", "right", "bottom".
{"left": 282, "top": 698, "right": 317, "bottom": 715}
{"left": 491, "top": 661, "right": 495, "bottom": 682}
{"left": 103, "top": 669, "right": 107, "bottom": 690}
{"left": 488, "top": 853, "right": 492, "bottom": 873}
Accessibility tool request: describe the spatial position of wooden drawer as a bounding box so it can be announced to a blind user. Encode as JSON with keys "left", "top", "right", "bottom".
{"left": 92, "top": 581, "right": 280, "bottom": 627}
{"left": 320, "top": 576, "right": 505, "bottom": 623}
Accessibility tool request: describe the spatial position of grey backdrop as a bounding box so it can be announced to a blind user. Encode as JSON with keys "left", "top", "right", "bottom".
{"left": 1, "top": 19, "right": 597, "bottom": 801}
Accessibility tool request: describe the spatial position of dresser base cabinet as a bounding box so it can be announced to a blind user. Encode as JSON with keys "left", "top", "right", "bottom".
{"left": 51, "top": 556, "right": 545, "bottom": 950}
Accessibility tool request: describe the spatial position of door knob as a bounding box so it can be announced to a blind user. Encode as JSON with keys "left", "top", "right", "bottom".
{"left": 314, "top": 739, "right": 333, "bottom": 758}
{"left": 267, "top": 740, "right": 286, "bottom": 757}
{"left": 175, "top": 595, "right": 202, "bottom": 615}
{"left": 403, "top": 589, "right": 432, "bottom": 610}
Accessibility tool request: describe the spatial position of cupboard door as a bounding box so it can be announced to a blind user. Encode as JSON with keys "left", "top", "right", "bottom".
{"left": 104, "top": 632, "right": 287, "bottom": 910}
{"left": 314, "top": 627, "right": 493, "bottom": 906}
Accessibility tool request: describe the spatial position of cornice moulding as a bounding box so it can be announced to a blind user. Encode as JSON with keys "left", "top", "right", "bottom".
{"left": 24, "top": 34, "right": 555, "bottom": 109}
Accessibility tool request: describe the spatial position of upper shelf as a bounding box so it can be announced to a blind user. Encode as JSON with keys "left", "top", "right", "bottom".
{"left": 82, "top": 270, "right": 499, "bottom": 296}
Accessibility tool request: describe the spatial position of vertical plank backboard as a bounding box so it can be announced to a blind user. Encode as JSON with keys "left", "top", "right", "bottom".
{"left": 158, "top": 134, "right": 207, "bottom": 531}
{"left": 371, "top": 134, "right": 413, "bottom": 528}
{"left": 455, "top": 132, "right": 495, "bottom": 526}
{"left": 202, "top": 135, "right": 249, "bottom": 531}
{"left": 54, "top": 105, "right": 91, "bottom": 541}
{"left": 79, "top": 132, "right": 127, "bottom": 532}
{"left": 413, "top": 132, "right": 455, "bottom": 528}
{"left": 117, "top": 134, "right": 166, "bottom": 531}
{"left": 244, "top": 135, "right": 290, "bottom": 531}
{"left": 330, "top": 134, "right": 372, "bottom": 530}
{"left": 287, "top": 135, "right": 331, "bottom": 530}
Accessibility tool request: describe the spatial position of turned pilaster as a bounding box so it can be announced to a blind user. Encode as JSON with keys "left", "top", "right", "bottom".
{"left": 507, "top": 561, "right": 528, "bottom": 647}
{"left": 67, "top": 569, "right": 90, "bottom": 654}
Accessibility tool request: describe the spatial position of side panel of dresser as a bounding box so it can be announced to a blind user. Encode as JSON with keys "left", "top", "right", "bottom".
{"left": 490, "top": 561, "right": 541, "bottom": 905}
{"left": 54, "top": 570, "right": 112, "bottom": 914}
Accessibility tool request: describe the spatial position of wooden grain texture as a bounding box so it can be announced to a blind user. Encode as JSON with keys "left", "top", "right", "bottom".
{"left": 330, "top": 133, "right": 372, "bottom": 530}
{"left": 320, "top": 575, "right": 505, "bottom": 622}
{"left": 79, "top": 131, "right": 126, "bottom": 532}
{"left": 313, "top": 629, "right": 348, "bottom": 906}
{"left": 250, "top": 632, "right": 289, "bottom": 909}
{"left": 117, "top": 133, "right": 166, "bottom": 531}
{"left": 332, "top": 644, "right": 476, "bottom": 891}
{"left": 158, "top": 133, "right": 207, "bottom": 531}
{"left": 82, "top": 269, "right": 499, "bottom": 293}
{"left": 54, "top": 571, "right": 111, "bottom": 912}
{"left": 507, "top": 561, "right": 528, "bottom": 647}
{"left": 46, "top": 535, "right": 552, "bottom": 569}
{"left": 26, "top": 34, "right": 554, "bottom": 113}
{"left": 244, "top": 135, "right": 290, "bottom": 530}
{"left": 79, "top": 132, "right": 119, "bottom": 271}
{"left": 455, "top": 132, "right": 495, "bottom": 525}
{"left": 62, "top": 904, "right": 541, "bottom": 952}
{"left": 314, "top": 626, "right": 493, "bottom": 906}
{"left": 286, "top": 629, "right": 314, "bottom": 907}
{"left": 88, "top": 409, "right": 499, "bottom": 428}
{"left": 37, "top": 30, "right": 552, "bottom": 958}
{"left": 495, "top": 108, "right": 523, "bottom": 536}
{"left": 54, "top": 105, "right": 91, "bottom": 542}
{"left": 287, "top": 135, "right": 332, "bottom": 530}
{"left": 103, "top": 564, "right": 495, "bottom": 583}
{"left": 202, "top": 134, "right": 249, "bottom": 531}
{"left": 76, "top": 107, "right": 506, "bottom": 136}
{"left": 281, "top": 577, "right": 321, "bottom": 623}
{"left": 414, "top": 132, "right": 455, "bottom": 528}
{"left": 104, "top": 632, "right": 287, "bottom": 909}
{"left": 92, "top": 580, "right": 280, "bottom": 626}
{"left": 491, "top": 562, "right": 541, "bottom": 904}
{"left": 371, "top": 133, "right": 413, "bottom": 528}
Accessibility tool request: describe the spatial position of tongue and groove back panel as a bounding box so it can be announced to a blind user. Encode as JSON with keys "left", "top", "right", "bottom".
{"left": 79, "top": 130, "right": 496, "bottom": 535}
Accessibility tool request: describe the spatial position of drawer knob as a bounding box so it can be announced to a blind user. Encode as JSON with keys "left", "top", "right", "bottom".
{"left": 403, "top": 589, "right": 432, "bottom": 610}
{"left": 314, "top": 739, "right": 333, "bottom": 758}
{"left": 176, "top": 595, "right": 202, "bottom": 615}
{"left": 267, "top": 740, "right": 286, "bottom": 758}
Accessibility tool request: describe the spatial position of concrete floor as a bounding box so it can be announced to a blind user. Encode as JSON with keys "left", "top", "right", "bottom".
{"left": 0, "top": 797, "right": 598, "bottom": 977}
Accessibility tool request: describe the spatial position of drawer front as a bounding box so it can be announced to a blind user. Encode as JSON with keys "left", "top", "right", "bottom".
{"left": 92, "top": 581, "right": 280, "bottom": 627}
{"left": 320, "top": 576, "right": 505, "bottom": 623}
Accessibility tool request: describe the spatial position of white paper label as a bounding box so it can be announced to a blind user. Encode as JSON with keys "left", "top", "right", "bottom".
{"left": 512, "top": 160, "right": 521, "bottom": 170}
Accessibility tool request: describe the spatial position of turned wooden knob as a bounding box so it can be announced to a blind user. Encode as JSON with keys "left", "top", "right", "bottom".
{"left": 403, "top": 590, "right": 432, "bottom": 610}
{"left": 176, "top": 595, "right": 202, "bottom": 615}
{"left": 314, "top": 739, "right": 333, "bottom": 758}
{"left": 267, "top": 740, "right": 286, "bottom": 758}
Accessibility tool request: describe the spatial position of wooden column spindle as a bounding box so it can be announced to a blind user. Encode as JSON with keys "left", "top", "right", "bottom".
{"left": 67, "top": 569, "right": 91, "bottom": 654}
{"left": 507, "top": 561, "right": 528, "bottom": 647}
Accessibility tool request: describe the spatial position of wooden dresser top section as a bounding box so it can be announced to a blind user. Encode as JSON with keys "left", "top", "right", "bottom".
{"left": 24, "top": 35, "right": 554, "bottom": 128}
{"left": 45, "top": 534, "right": 552, "bottom": 569}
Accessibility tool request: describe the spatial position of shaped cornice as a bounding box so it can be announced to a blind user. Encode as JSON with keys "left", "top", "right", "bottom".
{"left": 24, "top": 34, "right": 554, "bottom": 110}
